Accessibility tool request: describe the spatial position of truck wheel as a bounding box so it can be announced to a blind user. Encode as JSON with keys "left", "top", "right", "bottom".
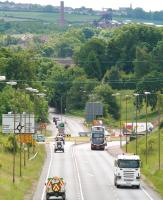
{"left": 62, "top": 193, "right": 66, "bottom": 200}
{"left": 136, "top": 185, "right": 140, "bottom": 189}
{"left": 114, "top": 177, "right": 117, "bottom": 186}
{"left": 46, "top": 194, "right": 49, "bottom": 200}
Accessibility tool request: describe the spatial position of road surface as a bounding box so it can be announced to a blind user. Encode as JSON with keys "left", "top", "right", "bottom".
{"left": 33, "top": 112, "right": 162, "bottom": 200}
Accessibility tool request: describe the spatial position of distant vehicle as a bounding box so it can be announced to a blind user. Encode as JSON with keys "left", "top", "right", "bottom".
{"left": 90, "top": 126, "right": 107, "bottom": 150}
{"left": 54, "top": 140, "right": 64, "bottom": 153}
{"left": 36, "top": 134, "right": 45, "bottom": 142}
{"left": 114, "top": 154, "right": 141, "bottom": 188}
{"left": 78, "top": 131, "right": 90, "bottom": 137}
{"left": 123, "top": 122, "right": 154, "bottom": 134}
{"left": 45, "top": 176, "right": 66, "bottom": 200}
{"left": 55, "top": 135, "right": 65, "bottom": 144}
{"left": 53, "top": 117, "right": 60, "bottom": 125}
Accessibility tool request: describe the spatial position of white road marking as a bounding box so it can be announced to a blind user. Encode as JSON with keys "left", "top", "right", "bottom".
{"left": 141, "top": 187, "right": 154, "bottom": 200}
{"left": 41, "top": 144, "right": 53, "bottom": 200}
{"left": 87, "top": 172, "right": 94, "bottom": 177}
{"left": 72, "top": 146, "right": 84, "bottom": 200}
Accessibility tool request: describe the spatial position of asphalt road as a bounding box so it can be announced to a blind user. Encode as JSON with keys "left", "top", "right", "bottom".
{"left": 33, "top": 112, "right": 162, "bottom": 200}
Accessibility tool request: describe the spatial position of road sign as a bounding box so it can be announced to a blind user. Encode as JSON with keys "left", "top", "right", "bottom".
{"left": 39, "top": 123, "right": 47, "bottom": 129}
{"left": 17, "top": 134, "right": 33, "bottom": 144}
{"left": 2, "top": 113, "right": 35, "bottom": 134}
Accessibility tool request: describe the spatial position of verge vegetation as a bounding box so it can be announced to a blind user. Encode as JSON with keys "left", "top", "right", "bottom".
{"left": 0, "top": 133, "right": 45, "bottom": 200}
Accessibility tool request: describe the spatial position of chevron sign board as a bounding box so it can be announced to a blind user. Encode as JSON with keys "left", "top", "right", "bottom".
{"left": 2, "top": 113, "right": 35, "bottom": 134}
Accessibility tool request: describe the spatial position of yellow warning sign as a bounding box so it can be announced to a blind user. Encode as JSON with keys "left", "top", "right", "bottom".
{"left": 18, "top": 134, "right": 33, "bottom": 144}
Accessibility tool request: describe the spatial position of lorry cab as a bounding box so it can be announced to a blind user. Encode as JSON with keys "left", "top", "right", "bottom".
{"left": 54, "top": 140, "right": 64, "bottom": 153}
{"left": 114, "top": 154, "right": 141, "bottom": 188}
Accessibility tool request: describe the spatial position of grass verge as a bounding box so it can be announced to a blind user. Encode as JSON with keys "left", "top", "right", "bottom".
{"left": 0, "top": 143, "right": 45, "bottom": 200}
{"left": 123, "top": 128, "right": 163, "bottom": 198}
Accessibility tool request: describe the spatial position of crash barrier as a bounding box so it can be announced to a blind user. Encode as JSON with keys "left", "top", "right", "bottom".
{"left": 65, "top": 136, "right": 90, "bottom": 143}
{"left": 65, "top": 134, "right": 71, "bottom": 137}
{"left": 78, "top": 132, "right": 91, "bottom": 137}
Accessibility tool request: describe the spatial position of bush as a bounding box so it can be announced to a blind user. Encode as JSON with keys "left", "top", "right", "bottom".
{"left": 4, "top": 135, "right": 18, "bottom": 153}
{"left": 159, "top": 121, "right": 163, "bottom": 129}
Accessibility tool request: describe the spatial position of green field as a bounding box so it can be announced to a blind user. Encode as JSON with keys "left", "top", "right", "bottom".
{"left": 0, "top": 138, "right": 45, "bottom": 200}
{"left": 0, "top": 11, "right": 99, "bottom": 23}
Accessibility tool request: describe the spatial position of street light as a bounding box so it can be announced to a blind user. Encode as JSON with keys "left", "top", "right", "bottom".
{"left": 25, "top": 87, "right": 39, "bottom": 154}
{"left": 112, "top": 93, "right": 122, "bottom": 147}
{"left": 133, "top": 93, "right": 140, "bottom": 155}
{"left": 157, "top": 92, "right": 161, "bottom": 170}
{"left": 125, "top": 95, "right": 130, "bottom": 153}
{"left": 144, "top": 91, "right": 151, "bottom": 164}
{"left": 6, "top": 80, "right": 17, "bottom": 183}
{"left": 0, "top": 76, "right": 6, "bottom": 81}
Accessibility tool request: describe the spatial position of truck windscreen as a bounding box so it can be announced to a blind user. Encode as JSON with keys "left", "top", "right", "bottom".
{"left": 118, "top": 159, "right": 140, "bottom": 168}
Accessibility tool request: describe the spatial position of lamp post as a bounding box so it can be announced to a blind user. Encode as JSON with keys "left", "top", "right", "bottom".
{"left": 6, "top": 81, "right": 17, "bottom": 183}
{"left": 37, "top": 93, "right": 46, "bottom": 135}
{"left": 125, "top": 95, "right": 130, "bottom": 153}
{"left": 61, "top": 95, "right": 63, "bottom": 122}
{"left": 157, "top": 92, "right": 161, "bottom": 170}
{"left": 144, "top": 91, "right": 151, "bottom": 165}
{"left": 133, "top": 93, "right": 140, "bottom": 155}
{"left": 25, "top": 87, "right": 39, "bottom": 154}
{"left": 112, "top": 93, "right": 122, "bottom": 147}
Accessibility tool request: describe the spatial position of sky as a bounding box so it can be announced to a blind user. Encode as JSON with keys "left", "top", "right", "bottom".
{"left": 3, "top": 0, "right": 163, "bottom": 12}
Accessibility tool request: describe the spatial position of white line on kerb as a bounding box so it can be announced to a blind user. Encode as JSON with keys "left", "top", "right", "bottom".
{"left": 72, "top": 146, "right": 84, "bottom": 200}
{"left": 141, "top": 187, "right": 154, "bottom": 200}
{"left": 41, "top": 144, "right": 53, "bottom": 200}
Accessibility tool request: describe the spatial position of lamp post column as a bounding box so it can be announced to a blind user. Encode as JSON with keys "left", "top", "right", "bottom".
{"left": 134, "top": 93, "right": 139, "bottom": 155}
{"left": 125, "top": 95, "right": 129, "bottom": 153}
{"left": 6, "top": 81, "right": 17, "bottom": 183}
{"left": 144, "top": 91, "right": 150, "bottom": 165}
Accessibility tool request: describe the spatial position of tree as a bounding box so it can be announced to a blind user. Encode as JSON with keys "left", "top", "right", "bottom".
{"left": 67, "top": 76, "right": 98, "bottom": 111}
{"left": 103, "top": 67, "right": 122, "bottom": 89}
{"left": 151, "top": 40, "right": 163, "bottom": 72}
{"left": 92, "top": 84, "right": 120, "bottom": 119}
{"left": 75, "top": 38, "right": 107, "bottom": 80}
{"left": 134, "top": 46, "right": 152, "bottom": 78}
{"left": 46, "top": 65, "right": 86, "bottom": 112}
{"left": 135, "top": 71, "right": 163, "bottom": 110}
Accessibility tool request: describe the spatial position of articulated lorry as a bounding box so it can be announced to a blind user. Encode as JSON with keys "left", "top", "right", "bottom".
{"left": 114, "top": 154, "right": 141, "bottom": 188}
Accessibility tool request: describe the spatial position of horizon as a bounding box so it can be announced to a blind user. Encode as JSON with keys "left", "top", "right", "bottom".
{"left": 1, "top": 0, "right": 163, "bottom": 12}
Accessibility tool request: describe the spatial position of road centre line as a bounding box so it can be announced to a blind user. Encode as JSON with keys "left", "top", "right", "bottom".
{"left": 72, "top": 145, "right": 84, "bottom": 200}
{"left": 41, "top": 144, "right": 53, "bottom": 200}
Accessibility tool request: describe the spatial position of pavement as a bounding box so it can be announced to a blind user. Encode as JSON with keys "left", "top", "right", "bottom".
{"left": 107, "top": 144, "right": 124, "bottom": 157}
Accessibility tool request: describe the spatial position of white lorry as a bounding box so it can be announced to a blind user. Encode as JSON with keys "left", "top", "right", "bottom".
{"left": 114, "top": 154, "right": 141, "bottom": 188}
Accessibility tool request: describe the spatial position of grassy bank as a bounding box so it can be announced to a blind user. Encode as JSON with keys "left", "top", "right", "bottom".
{"left": 123, "top": 128, "right": 163, "bottom": 198}
{"left": 0, "top": 141, "right": 45, "bottom": 200}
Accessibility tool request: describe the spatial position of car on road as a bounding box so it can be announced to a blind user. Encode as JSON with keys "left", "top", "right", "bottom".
{"left": 36, "top": 134, "right": 45, "bottom": 142}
